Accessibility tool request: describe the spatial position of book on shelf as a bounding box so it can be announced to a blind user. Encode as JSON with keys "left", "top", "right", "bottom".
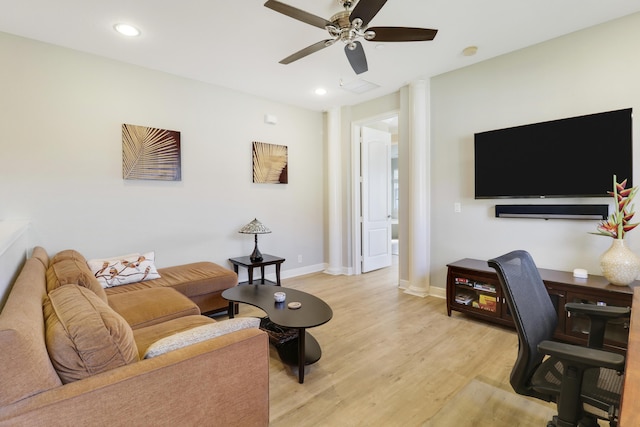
{"left": 455, "top": 277, "right": 496, "bottom": 293}
{"left": 473, "top": 282, "right": 496, "bottom": 292}
{"left": 455, "top": 292, "right": 474, "bottom": 305}
{"left": 478, "top": 294, "right": 497, "bottom": 312}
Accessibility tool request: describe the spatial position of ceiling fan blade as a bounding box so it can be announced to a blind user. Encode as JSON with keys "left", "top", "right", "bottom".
{"left": 279, "top": 40, "right": 333, "bottom": 64}
{"left": 345, "top": 41, "right": 368, "bottom": 75}
{"left": 264, "top": 0, "right": 332, "bottom": 30}
{"left": 368, "top": 27, "right": 438, "bottom": 42}
{"left": 350, "top": 0, "right": 388, "bottom": 27}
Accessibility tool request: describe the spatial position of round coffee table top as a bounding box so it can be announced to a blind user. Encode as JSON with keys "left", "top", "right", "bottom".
{"left": 222, "top": 285, "right": 333, "bottom": 329}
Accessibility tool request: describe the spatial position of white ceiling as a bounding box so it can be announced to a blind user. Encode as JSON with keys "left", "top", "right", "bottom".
{"left": 2, "top": 0, "right": 639, "bottom": 111}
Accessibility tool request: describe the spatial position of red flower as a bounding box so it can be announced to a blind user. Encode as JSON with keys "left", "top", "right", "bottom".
{"left": 593, "top": 175, "right": 638, "bottom": 239}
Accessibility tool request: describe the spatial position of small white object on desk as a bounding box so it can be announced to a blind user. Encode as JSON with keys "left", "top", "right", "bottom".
{"left": 573, "top": 268, "right": 588, "bottom": 279}
{"left": 288, "top": 302, "right": 302, "bottom": 309}
{"left": 274, "top": 292, "right": 286, "bottom": 302}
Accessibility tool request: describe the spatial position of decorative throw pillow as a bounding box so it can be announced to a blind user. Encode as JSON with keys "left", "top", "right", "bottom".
{"left": 44, "top": 284, "right": 139, "bottom": 384}
{"left": 143, "top": 317, "right": 261, "bottom": 359}
{"left": 87, "top": 251, "right": 161, "bottom": 288}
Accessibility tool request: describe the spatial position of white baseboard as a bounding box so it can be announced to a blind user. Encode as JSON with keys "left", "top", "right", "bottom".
{"left": 399, "top": 279, "right": 445, "bottom": 299}
{"left": 429, "top": 286, "right": 446, "bottom": 299}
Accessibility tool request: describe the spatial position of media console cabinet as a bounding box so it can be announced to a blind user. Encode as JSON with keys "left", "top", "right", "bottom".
{"left": 446, "top": 258, "right": 638, "bottom": 353}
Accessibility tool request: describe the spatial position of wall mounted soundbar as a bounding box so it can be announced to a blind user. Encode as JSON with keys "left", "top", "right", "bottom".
{"left": 495, "top": 204, "right": 608, "bottom": 220}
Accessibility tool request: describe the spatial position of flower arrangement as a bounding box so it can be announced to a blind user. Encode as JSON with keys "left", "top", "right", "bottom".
{"left": 593, "top": 175, "right": 639, "bottom": 239}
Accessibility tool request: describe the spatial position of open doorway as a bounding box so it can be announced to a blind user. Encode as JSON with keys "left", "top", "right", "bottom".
{"left": 351, "top": 113, "right": 399, "bottom": 275}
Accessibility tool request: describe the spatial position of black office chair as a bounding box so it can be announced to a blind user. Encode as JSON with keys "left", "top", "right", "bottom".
{"left": 488, "top": 250, "right": 629, "bottom": 427}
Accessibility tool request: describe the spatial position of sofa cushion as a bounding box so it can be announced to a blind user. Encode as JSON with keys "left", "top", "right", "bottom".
{"left": 50, "top": 249, "right": 88, "bottom": 264}
{"left": 143, "top": 317, "right": 261, "bottom": 358}
{"left": 87, "top": 251, "right": 161, "bottom": 288}
{"left": 44, "top": 284, "right": 139, "bottom": 384}
{"left": 107, "top": 287, "right": 200, "bottom": 329}
{"left": 133, "top": 315, "right": 216, "bottom": 359}
{"left": 46, "top": 250, "right": 108, "bottom": 303}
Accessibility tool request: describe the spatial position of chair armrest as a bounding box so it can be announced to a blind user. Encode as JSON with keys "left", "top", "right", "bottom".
{"left": 564, "top": 303, "right": 630, "bottom": 348}
{"left": 538, "top": 340, "right": 625, "bottom": 371}
{"left": 565, "top": 303, "right": 630, "bottom": 319}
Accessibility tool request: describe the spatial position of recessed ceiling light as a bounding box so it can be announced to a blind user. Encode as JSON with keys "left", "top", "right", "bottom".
{"left": 315, "top": 88, "right": 327, "bottom": 96}
{"left": 113, "top": 23, "right": 141, "bottom": 37}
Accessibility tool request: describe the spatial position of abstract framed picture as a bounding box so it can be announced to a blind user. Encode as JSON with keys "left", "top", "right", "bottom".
{"left": 252, "top": 141, "right": 288, "bottom": 184}
{"left": 122, "top": 123, "right": 181, "bottom": 181}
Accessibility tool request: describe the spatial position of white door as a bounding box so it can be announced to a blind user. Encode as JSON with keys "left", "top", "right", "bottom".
{"left": 361, "top": 126, "right": 392, "bottom": 273}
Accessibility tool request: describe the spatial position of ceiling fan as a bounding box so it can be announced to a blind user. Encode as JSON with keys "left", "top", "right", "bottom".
{"left": 264, "top": 0, "right": 438, "bottom": 75}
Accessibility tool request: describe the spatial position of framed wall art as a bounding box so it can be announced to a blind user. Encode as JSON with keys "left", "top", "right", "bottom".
{"left": 252, "top": 141, "right": 288, "bottom": 184}
{"left": 122, "top": 123, "right": 181, "bottom": 181}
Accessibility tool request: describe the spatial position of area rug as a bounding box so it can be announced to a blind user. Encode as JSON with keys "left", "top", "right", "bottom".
{"left": 424, "top": 378, "right": 556, "bottom": 427}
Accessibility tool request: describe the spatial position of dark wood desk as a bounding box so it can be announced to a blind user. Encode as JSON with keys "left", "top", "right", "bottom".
{"left": 229, "top": 254, "right": 285, "bottom": 286}
{"left": 620, "top": 288, "right": 640, "bottom": 426}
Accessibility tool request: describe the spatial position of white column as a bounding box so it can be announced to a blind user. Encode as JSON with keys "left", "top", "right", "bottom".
{"left": 325, "top": 107, "right": 343, "bottom": 275}
{"left": 404, "top": 80, "right": 431, "bottom": 297}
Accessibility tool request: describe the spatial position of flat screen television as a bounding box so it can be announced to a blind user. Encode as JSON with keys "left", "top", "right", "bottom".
{"left": 474, "top": 108, "right": 632, "bottom": 199}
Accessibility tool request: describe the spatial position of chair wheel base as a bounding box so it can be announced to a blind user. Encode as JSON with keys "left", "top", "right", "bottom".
{"left": 547, "top": 414, "right": 612, "bottom": 427}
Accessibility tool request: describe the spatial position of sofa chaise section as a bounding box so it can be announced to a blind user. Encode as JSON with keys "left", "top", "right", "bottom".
{"left": 105, "top": 261, "right": 238, "bottom": 315}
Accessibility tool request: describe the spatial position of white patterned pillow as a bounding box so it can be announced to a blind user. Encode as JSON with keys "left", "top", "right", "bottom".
{"left": 143, "top": 317, "right": 261, "bottom": 359}
{"left": 87, "top": 252, "right": 161, "bottom": 288}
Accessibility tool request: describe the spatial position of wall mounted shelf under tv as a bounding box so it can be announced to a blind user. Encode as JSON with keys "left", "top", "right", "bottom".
{"left": 474, "top": 108, "right": 632, "bottom": 199}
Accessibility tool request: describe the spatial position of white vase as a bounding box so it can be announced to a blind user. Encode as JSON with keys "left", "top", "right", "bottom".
{"left": 600, "top": 239, "right": 640, "bottom": 286}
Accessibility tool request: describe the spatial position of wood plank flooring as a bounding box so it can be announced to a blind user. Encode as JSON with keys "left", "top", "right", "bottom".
{"left": 221, "top": 258, "right": 557, "bottom": 426}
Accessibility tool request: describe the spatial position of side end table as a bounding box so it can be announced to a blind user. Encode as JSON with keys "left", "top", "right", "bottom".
{"left": 229, "top": 254, "right": 285, "bottom": 286}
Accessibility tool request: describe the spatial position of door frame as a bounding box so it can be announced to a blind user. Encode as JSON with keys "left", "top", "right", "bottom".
{"left": 351, "top": 110, "right": 399, "bottom": 275}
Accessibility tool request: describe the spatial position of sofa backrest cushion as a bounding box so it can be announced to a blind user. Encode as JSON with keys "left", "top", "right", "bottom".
{"left": 0, "top": 247, "right": 63, "bottom": 406}
{"left": 44, "top": 284, "right": 139, "bottom": 384}
{"left": 46, "top": 249, "right": 108, "bottom": 303}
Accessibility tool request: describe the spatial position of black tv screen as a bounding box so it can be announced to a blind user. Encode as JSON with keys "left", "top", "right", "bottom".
{"left": 474, "top": 108, "right": 632, "bottom": 199}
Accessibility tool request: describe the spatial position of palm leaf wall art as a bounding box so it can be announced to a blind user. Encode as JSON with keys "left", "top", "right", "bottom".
{"left": 252, "top": 141, "right": 288, "bottom": 184}
{"left": 122, "top": 124, "right": 181, "bottom": 181}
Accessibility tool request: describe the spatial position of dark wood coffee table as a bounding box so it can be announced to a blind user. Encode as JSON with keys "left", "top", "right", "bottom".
{"left": 222, "top": 285, "right": 333, "bottom": 383}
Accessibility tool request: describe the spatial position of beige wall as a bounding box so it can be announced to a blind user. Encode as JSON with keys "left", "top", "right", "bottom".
{"left": 0, "top": 32, "right": 325, "bottom": 280}
{"left": 429, "top": 12, "right": 640, "bottom": 289}
{"left": 3, "top": 11, "right": 639, "bottom": 290}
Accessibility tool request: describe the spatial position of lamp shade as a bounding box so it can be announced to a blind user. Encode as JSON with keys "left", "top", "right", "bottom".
{"left": 238, "top": 218, "right": 271, "bottom": 235}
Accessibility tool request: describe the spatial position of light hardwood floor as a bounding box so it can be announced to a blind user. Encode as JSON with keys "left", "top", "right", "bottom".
{"left": 222, "top": 258, "right": 557, "bottom": 426}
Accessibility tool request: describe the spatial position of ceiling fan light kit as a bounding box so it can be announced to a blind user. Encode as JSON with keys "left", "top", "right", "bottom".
{"left": 264, "top": 0, "right": 438, "bottom": 75}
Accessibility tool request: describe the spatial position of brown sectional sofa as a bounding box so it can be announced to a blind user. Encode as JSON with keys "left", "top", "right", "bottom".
{"left": 0, "top": 247, "right": 269, "bottom": 426}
